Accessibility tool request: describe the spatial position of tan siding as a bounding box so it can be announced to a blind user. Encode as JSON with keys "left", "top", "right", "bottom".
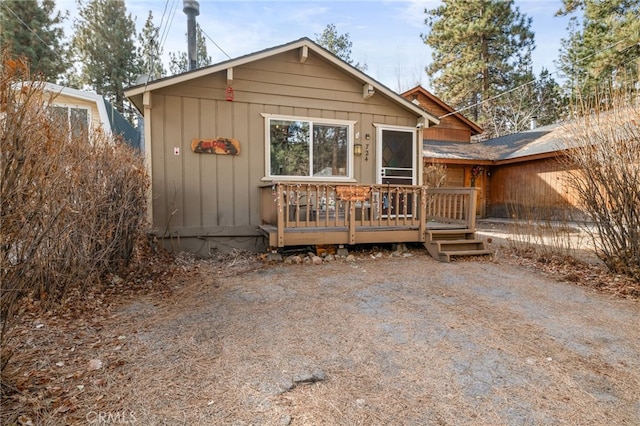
{"left": 164, "top": 95, "right": 185, "bottom": 227}
{"left": 183, "top": 97, "right": 202, "bottom": 227}
{"left": 233, "top": 101, "right": 251, "bottom": 225}
{"left": 200, "top": 99, "right": 218, "bottom": 227}
{"left": 248, "top": 103, "right": 266, "bottom": 225}
{"left": 151, "top": 94, "right": 167, "bottom": 228}
{"left": 216, "top": 101, "right": 235, "bottom": 226}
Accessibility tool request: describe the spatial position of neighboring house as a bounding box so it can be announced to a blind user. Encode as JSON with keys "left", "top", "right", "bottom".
{"left": 42, "top": 82, "right": 141, "bottom": 150}
{"left": 402, "top": 86, "right": 492, "bottom": 213}
{"left": 423, "top": 123, "right": 584, "bottom": 220}
{"left": 124, "top": 38, "right": 482, "bottom": 255}
{"left": 402, "top": 86, "right": 484, "bottom": 144}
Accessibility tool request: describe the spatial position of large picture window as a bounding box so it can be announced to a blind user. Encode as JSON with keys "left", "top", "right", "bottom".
{"left": 266, "top": 115, "right": 354, "bottom": 180}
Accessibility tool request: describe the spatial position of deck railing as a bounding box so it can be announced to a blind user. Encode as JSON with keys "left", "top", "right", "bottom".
{"left": 260, "top": 183, "right": 476, "bottom": 247}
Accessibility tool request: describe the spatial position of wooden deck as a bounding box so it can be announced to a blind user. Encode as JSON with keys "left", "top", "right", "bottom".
{"left": 259, "top": 183, "right": 480, "bottom": 251}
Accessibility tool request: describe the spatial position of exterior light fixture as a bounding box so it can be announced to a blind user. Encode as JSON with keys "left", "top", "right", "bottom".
{"left": 354, "top": 143, "right": 363, "bottom": 156}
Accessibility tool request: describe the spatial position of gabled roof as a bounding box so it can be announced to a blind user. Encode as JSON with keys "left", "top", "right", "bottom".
{"left": 402, "top": 86, "right": 483, "bottom": 135}
{"left": 423, "top": 123, "right": 568, "bottom": 164}
{"left": 125, "top": 37, "right": 439, "bottom": 126}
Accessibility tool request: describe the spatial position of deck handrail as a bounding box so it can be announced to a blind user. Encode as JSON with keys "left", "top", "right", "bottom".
{"left": 261, "top": 183, "right": 477, "bottom": 246}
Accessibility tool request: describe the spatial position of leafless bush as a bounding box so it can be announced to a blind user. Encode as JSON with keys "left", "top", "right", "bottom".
{"left": 0, "top": 52, "right": 149, "bottom": 368}
{"left": 423, "top": 162, "right": 447, "bottom": 188}
{"left": 560, "top": 91, "right": 640, "bottom": 281}
{"left": 504, "top": 190, "right": 585, "bottom": 259}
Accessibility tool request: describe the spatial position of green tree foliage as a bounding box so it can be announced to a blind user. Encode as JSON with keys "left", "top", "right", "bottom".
{"left": 168, "top": 24, "right": 212, "bottom": 75}
{"left": 556, "top": 0, "right": 640, "bottom": 98}
{"left": 422, "top": 0, "right": 535, "bottom": 135}
{"left": 0, "top": 0, "right": 67, "bottom": 82}
{"left": 70, "top": 0, "right": 141, "bottom": 114}
{"left": 137, "top": 10, "right": 165, "bottom": 81}
{"left": 315, "top": 23, "right": 367, "bottom": 71}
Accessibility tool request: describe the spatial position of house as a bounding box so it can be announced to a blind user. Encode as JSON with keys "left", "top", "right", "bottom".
{"left": 125, "top": 38, "right": 490, "bottom": 259}
{"left": 402, "top": 86, "right": 492, "bottom": 214}
{"left": 41, "top": 82, "right": 141, "bottom": 150}
{"left": 423, "top": 123, "right": 585, "bottom": 221}
{"left": 402, "top": 86, "right": 484, "bottom": 144}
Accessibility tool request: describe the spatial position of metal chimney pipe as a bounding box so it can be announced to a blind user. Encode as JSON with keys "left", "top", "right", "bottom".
{"left": 183, "top": 0, "right": 200, "bottom": 71}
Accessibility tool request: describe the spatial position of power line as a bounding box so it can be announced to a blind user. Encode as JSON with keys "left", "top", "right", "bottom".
{"left": 438, "top": 35, "right": 637, "bottom": 120}
{"left": 200, "top": 27, "right": 231, "bottom": 60}
{"left": 158, "top": 0, "right": 179, "bottom": 55}
{"left": 2, "top": 3, "right": 51, "bottom": 49}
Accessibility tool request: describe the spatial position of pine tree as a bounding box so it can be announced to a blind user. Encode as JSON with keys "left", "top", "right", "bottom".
{"left": 422, "top": 0, "right": 535, "bottom": 136}
{"left": 71, "top": 0, "right": 141, "bottom": 114}
{"left": 315, "top": 24, "right": 367, "bottom": 71}
{"left": 168, "top": 24, "right": 212, "bottom": 75}
{"left": 137, "top": 10, "right": 165, "bottom": 81}
{"left": 556, "top": 0, "right": 640, "bottom": 97}
{"left": 0, "top": 0, "right": 67, "bottom": 81}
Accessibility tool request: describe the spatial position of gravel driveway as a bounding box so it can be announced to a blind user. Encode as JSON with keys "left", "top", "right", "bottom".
{"left": 112, "top": 251, "right": 640, "bottom": 425}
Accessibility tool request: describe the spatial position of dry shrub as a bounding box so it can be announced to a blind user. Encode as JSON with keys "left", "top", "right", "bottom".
{"left": 423, "top": 162, "right": 446, "bottom": 188}
{"left": 0, "top": 51, "right": 149, "bottom": 369}
{"left": 560, "top": 90, "right": 640, "bottom": 281}
{"left": 504, "top": 190, "right": 586, "bottom": 259}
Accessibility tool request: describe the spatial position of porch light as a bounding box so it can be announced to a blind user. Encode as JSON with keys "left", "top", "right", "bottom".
{"left": 354, "top": 143, "right": 363, "bottom": 156}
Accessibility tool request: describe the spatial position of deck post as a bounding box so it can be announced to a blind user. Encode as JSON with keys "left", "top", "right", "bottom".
{"left": 276, "top": 183, "right": 285, "bottom": 247}
{"left": 419, "top": 186, "right": 427, "bottom": 242}
{"left": 348, "top": 201, "right": 356, "bottom": 244}
{"left": 467, "top": 188, "right": 477, "bottom": 230}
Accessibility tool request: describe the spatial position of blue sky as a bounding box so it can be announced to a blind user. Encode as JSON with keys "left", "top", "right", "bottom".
{"left": 57, "top": 0, "right": 574, "bottom": 91}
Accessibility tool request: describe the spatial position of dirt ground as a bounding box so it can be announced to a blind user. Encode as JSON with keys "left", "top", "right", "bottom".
{"left": 2, "top": 230, "right": 640, "bottom": 425}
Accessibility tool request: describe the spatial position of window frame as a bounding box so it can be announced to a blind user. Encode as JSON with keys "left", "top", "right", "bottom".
{"left": 50, "top": 103, "right": 92, "bottom": 137}
{"left": 262, "top": 113, "right": 356, "bottom": 181}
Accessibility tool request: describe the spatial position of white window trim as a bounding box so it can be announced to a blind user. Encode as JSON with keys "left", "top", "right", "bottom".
{"left": 373, "top": 123, "right": 418, "bottom": 185}
{"left": 51, "top": 103, "right": 92, "bottom": 132}
{"left": 261, "top": 113, "right": 357, "bottom": 181}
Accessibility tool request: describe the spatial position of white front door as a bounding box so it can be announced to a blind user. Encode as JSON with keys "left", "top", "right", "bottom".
{"left": 376, "top": 126, "right": 416, "bottom": 185}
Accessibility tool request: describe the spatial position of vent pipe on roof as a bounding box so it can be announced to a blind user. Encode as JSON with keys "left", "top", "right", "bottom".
{"left": 183, "top": 0, "right": 200, "bottom": 71}
{"left": 530, "top": 116, "right": 538, "bottom": 130}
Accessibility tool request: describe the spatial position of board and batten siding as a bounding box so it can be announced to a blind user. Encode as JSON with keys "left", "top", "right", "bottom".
{"left": 487, "top": 157, "right": 583, "bottom": 220}
{"left": 148, "top": 49, "right": 420, "bottom": 252}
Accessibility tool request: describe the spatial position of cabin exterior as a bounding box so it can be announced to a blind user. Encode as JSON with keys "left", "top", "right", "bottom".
{"left": 125, "top": 38, "right": 489, "bottom": 259}
{"left": 402, "top": 86, "right": 484, "bottom": 143}
{"left": 423, "top": 123, "right": 586, "bottom": 221}
{"left": 401, "top": 86, "right": 491, "bottom": 215}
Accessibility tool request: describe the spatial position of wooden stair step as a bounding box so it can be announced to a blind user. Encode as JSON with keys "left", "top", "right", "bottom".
{"left": 439, "top": 249, "right": 494, "bottom": 262}
{"left": 427, "top": 230, "right": 477, "bottom": 241}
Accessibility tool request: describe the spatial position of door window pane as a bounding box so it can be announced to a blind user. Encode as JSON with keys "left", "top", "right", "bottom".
{"left": 382, "top": 130, "right": 413, "bottom": 168}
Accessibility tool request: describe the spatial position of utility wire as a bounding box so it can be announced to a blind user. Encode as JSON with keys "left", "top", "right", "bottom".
{"left": 200, "top": 27, "right": 231, "bottom": 60}
{"left": 2, "top": 3, "right": 51, "bottom": 49}
{"left": 158, "top": 0, "right": 179, "bottom": 55}
{"left": 438, "top": 35, "right": 636, "bottom": 120}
